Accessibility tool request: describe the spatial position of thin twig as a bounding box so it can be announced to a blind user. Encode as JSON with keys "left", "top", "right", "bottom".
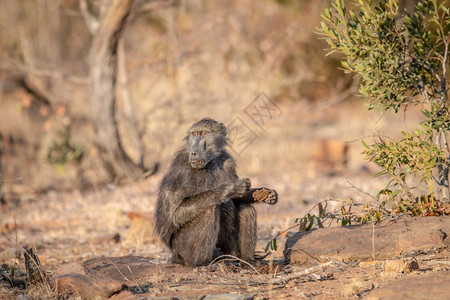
{"left": 371, "top": 222, "right": 375, "bottom": 260}
{"left": 14, "top": 215, "right": 19, "bottom": 265}
{"left": 269, "top": 261, "right": 334, "bottom": 285}
{"left": 94, "top": 248, "right": 131, "bottom": 282}
{"left": 268, "top": 198, "right": 358, "bottom": 244}
{"left": 207, "top": 255, "right": 261, "bottom": 275}
{"left": 0, "top": 56, "right": 88, "bottom": 84}
{"left": 127, "top": 265, "right": 143, "bottom": 292}
{"left": 79, "top": 0, "right": 99, "bottom": 34}
{"left": 345, "top": 179, "right": 377, "bottom": 201}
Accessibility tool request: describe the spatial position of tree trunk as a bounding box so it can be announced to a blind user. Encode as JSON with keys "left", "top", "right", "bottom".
{"left": 88, "top": 0, "right": 144, "bottom": 182}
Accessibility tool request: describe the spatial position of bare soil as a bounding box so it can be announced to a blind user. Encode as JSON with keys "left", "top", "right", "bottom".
{"left": 1, "top": 175, "right": 449, "bottom": 299}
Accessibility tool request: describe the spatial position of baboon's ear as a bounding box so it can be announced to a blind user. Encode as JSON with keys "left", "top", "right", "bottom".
{"left": 220, "top": 122, "right": 227, "bottom": 136}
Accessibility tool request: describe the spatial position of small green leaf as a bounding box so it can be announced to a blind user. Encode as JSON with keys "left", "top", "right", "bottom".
{"left": 376, "top": 210, "right": 381, "bottom": 222}
{"left": 318, "top": 202, "right": 324, "bottom": 217}
{"left": 361, "top": 140, "right": 370, "bottom": 149}
{"left": 306, "top": 217, "right": 314, "bottom": 231}
{"left": 265, "top": 242, "right": 270, "bottom": 252}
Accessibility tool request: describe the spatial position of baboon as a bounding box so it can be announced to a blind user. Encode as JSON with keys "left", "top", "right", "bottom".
{"left": 154, "top": 118, "right": 278, "bottom": 266}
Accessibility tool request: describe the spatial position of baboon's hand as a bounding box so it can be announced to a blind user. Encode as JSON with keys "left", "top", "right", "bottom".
{"left": 226, "top": 178, "right": 251, "bottom": 198}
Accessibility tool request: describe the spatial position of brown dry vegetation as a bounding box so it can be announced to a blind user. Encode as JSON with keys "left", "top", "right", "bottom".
{"left": 1, "top": 0, "right": 448, "bottom": 299}
{"left": 0, "top": 0, "right": 354, "bottom": 192}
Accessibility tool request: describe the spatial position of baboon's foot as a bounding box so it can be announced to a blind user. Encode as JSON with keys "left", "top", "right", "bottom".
{"left": 264, "top": 189, "right": 278, "bottom": 205}
{"left": 252, "top": 188, "right": 278, "bottom": 205}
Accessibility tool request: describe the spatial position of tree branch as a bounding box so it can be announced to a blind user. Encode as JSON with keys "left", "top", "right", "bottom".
{"left": 79, "top": 0, "right": 99, "bottom": 35}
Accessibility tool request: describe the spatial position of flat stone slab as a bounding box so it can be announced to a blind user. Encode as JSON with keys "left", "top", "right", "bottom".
{"left": 50, "top": 261, "right": 123, "bottom": 300}
{"left": 284, "top": 216, "right": 450, "bottom": 264}
{"left": 83, "top": 255, "right": 191, "bottom": 284}
{"left": 366, "top": 270, "right": 450, "bottom": 300}
{"left": 50, "top": 256, "right": 193, "bottom": 299}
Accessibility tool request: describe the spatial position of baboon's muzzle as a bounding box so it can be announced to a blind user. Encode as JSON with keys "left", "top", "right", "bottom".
{"left": 189, "top": 137, "right": 207, "bottom": 169}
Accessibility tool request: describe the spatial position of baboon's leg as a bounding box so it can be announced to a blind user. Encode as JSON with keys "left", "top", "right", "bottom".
{"left": 171, "top": 251, "right": 184, "bottom": 264}
{"left": 217, "top": 201, "right": 238, "bottom": 256}
{"left": 236, "top": 203, "right": 257, "bottom": 262}
{"left": 172, "top": 208, "right": 220, "bottom": 266}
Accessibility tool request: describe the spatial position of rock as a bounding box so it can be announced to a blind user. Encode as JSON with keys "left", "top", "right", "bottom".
{"left": 124, "top": 211, "right": 156, "bottom": 247}
{"left": 405, "top": 260, "right": 420, "bottom": 271}
{"left": 109, "top": 291, "right": 136, "bottom": 300}
{"left": 311, "top": 139, "right": 349, "bottom": 175}
{"left": 384, "top": 259, "right": 406, "bottom": 273}
{"left": 284, "top": 216, "right": 450, "bottom": 264}
{"left": 0, "top": 222, "right": 17, "bottom": 234}
{"left": 16, "top": 294, "right": 30, "bottom": 300}
{"left": 149, "top": 297, "right": 202, "bottom": 300}
{"left": 384, "top": 259, "right": 419, "bottom": 274}
{"left": 127, "top": 211, "right": 153, "bottom": 220}
{"left": 203, "top": 293, "right": 255, "bottom": 300}
{"left": 90, "top": 232, "right": 121, "bottom": 244}
{"left": 51, "top": 257, "right": 197, "bottom": 299}
{"left": 50, "top": 262, "right": 122, "bottom": 300}
{"left": 83, "top": 256, "right": 191, "bottom": 284}
{"left": 366, "top": 271, "right": 450, "bottom": 300}
{"left": 0, "top": 222, "right": 32, "bottom": 234}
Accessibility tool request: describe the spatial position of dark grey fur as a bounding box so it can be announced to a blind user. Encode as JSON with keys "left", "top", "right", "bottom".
{"left": 154, "top": 118, "right": 278, "bottom": 266}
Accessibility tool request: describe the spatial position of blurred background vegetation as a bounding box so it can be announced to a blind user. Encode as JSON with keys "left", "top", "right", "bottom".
{"left": 0, "top": 0, "right": 421, "bottom": 204}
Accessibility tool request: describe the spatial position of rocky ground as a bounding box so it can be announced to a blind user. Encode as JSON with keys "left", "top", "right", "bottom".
{"left": 1, "top": 173, "right": 449, "bottom": 299}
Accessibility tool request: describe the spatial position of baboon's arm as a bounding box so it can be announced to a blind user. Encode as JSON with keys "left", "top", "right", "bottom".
{"left": 170, "top": 184, "right": 232, "bottom": 228}
{"left": 233, "top": 188, "right": 259, "bottom": 203}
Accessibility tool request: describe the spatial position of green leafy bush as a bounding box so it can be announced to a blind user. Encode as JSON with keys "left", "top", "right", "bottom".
{"left": 265, "top": 0, "right": 449, "bottom": 255}
{"left": 320, "top": 0, "right": 449, "bottom": 202}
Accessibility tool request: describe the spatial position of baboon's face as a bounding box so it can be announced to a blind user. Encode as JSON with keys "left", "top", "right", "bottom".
{"left": 187, "top": 130, "right": 211, "bottom": 169}
{"left": 186, "top": 119, "right": 227, "bottom": 169}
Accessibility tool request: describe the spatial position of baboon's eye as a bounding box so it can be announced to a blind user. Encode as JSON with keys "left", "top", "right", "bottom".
{"left": 191, "top": 132, "right": 197, "bottom": 136}
{"left": 201, "top": 131, "right": 208, "bottom": 136}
